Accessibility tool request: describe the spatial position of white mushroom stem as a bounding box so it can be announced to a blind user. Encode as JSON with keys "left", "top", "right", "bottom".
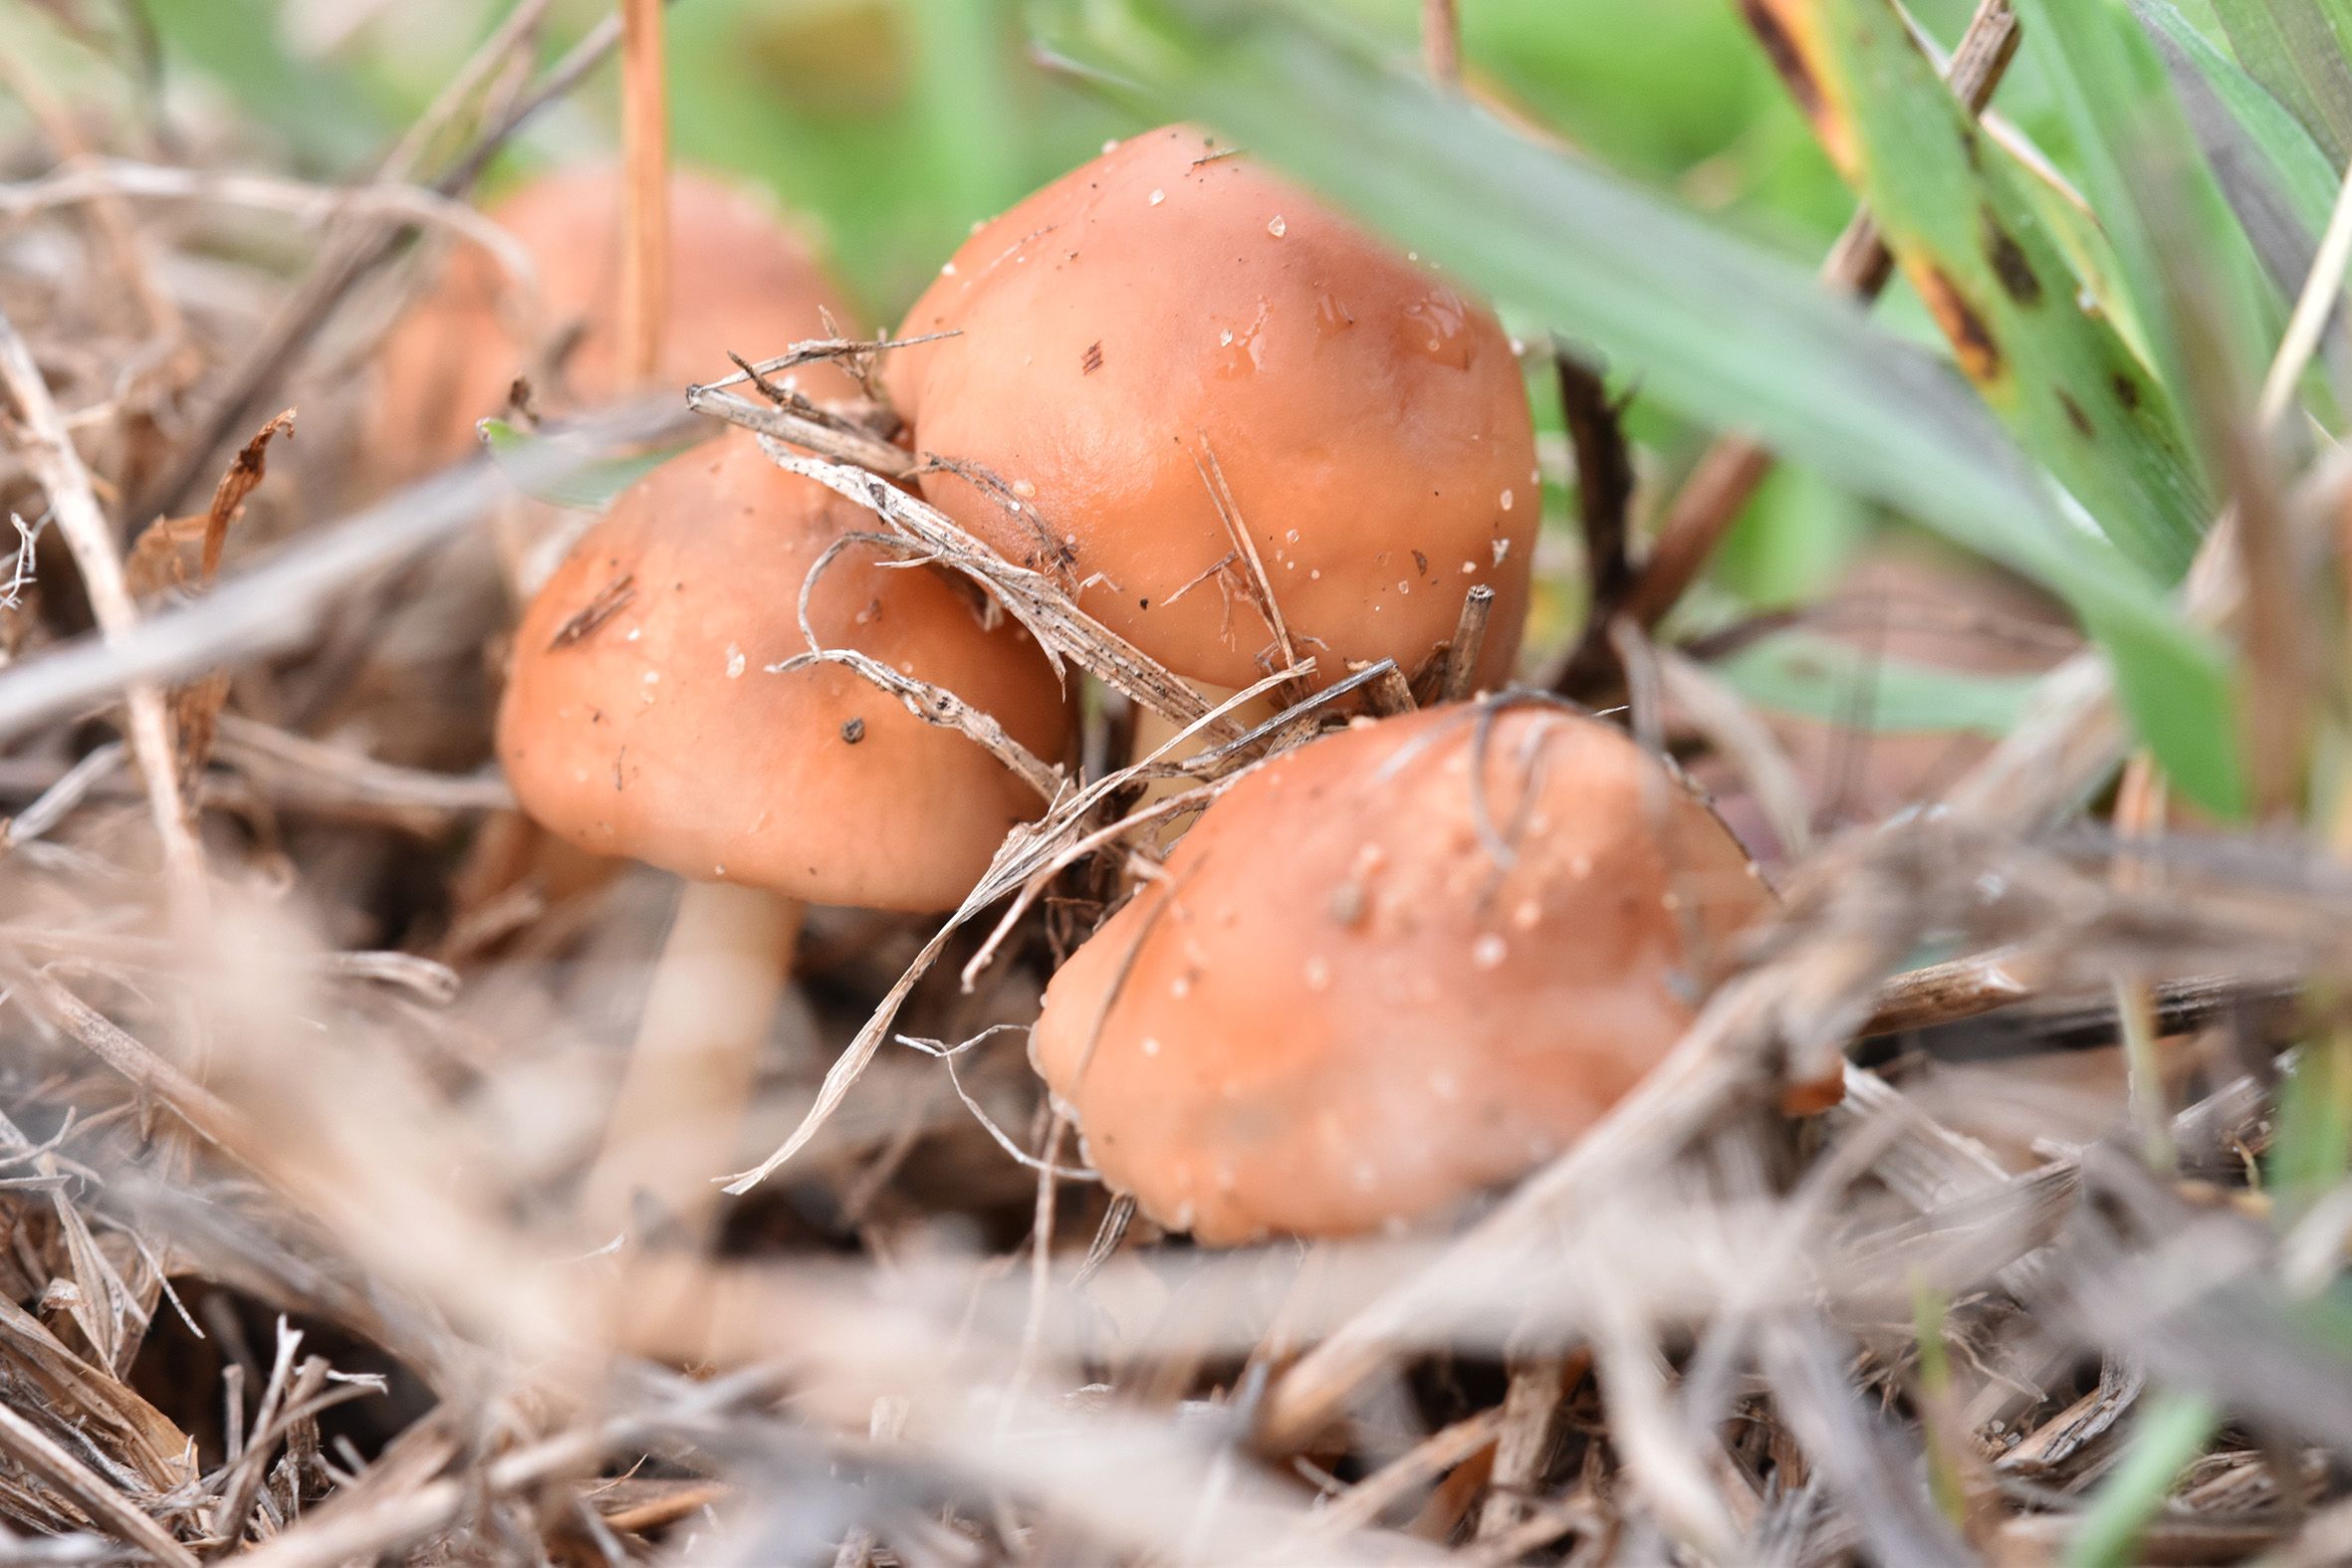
{"left": 580, "top": 880, "right": 801, "bottom": 1240}
{"left": 1128, "top": 681, "right": 1276, "bottom": 807}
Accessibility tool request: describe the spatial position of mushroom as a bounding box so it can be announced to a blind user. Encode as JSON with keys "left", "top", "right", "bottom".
{"left": 888, "top": 125, "right": 1538, "bottom": 751}
{"left": 500, "top": 430, "right": 1070, "bottom": 1230}
{"left": 376, "top": 162, "right": 856, "bottom": 488}
{"left": 1029, "top": 700, "right": 1778, "bottom": 1245}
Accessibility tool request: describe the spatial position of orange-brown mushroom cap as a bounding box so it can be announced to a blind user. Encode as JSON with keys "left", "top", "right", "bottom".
{"left": 497, "top": 431, "right": 1071, "bottom": 912}
{"left": 889, "top": 125, "right": 1536, "bottom": 693}
{"left": 378, "top": 164, "right": 856, "bottom": 479}
{"left": 1030, "top": 702, "right": 1777, "bottom": 1244}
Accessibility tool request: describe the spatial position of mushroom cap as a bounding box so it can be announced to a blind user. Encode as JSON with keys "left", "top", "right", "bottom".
{"left": 1030, "top": 702, "right": 1774, "bottom": 1244}
{"left": 888, "top": 125, "right": 1536, "bottom": 692}
{"left": 377, "top": 164, "right": 856, "bottom": 479}
{"left": 497, "top": 431, "right": 1071, "bottom": 912}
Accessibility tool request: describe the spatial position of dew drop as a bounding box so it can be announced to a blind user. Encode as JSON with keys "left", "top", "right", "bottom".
{"left": 1309, "top": 568, "right": 1322, "bottom": 580}
{"left": 642, "top": 670, "right": 659, "bottom": 684}
{"left": 1473, "top": 934, "right": 1507, "bottom": 970}
{"left": 1492, "top": 539, "right": 1511, "bottom": 566}
{"left": 1141, "top": 1036, "right": 1161, "bottom": 1057}
{"left": 1285, "top": 529, "right": 1300, "bottom": 544}
{"left": 1102, "top": 138, "right": 1120, "bottom": 153}
{"left": 725, "top": 645, "right": 746, "bottom": 678}
{"left": 1398, "top": 287, "right": 1473, "bottom": 368}
{"left": 1268, "top": 214, "right": 1288, "bottom": 238}
{"left": 1013, "top": 478, "right": 1036, "bottom": 498}
{"left": 1149, "top": 188, "right": 1166, "bottom": 206}
{"left": 1461, "top": 560, "right": 1477, "bottom": 573}
{"left": 624, "top": 626, "right": 640, "bottom": 642}
{"left": 941, "top": 260, "right": 958, "bottom": 277}
{"left": 1500, "top": 488, "right": 1515, "bottom": 512}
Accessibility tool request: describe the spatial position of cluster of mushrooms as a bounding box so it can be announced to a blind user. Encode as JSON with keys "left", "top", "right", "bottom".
{"left": 382, "top": 126, "right": 1790, "bottom": 1248}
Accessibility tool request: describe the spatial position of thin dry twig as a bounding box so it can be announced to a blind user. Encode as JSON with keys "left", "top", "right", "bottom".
{"left": 0, "top": 304, "right": 205, "bottom": 903}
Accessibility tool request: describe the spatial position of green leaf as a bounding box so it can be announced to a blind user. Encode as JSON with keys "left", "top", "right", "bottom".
{"left": 1812, "top": 0, "right": 2211, "bottom": 582}
{"left": 2008, "top": 0, "right": 2279, "bottom": 435}
{"left": 2138, "top": 0, "right": 2344, "bottom": 304}
{"left": 2208, "top": 0, "right": 2352, "bottom": 164}
{"left": 2063, "top": 1388, "right": 2221, "bottom": 1568}
{"left": 1037, "top": 0, "right": 2244, "bottom": 815}
{"left": 1714, "top": 633, "right": 2041, "bottom": 735}
{"left": 2140, "top": 1, "right": 2342, "bottom": 233}
{"left": 477, "top": 420, "right": 687, "bottom": 512}
{"left": 2272, "top": 1034, "right": 2352, "bottom": 1216}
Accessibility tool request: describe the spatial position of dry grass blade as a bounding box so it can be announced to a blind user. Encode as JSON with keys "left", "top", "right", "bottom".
{"left": 0, "top": 305, "right": 203, "bottom": 901}
{"left": 0, "top": 398, "right": 692, "bottom": 741}
{"left": 753, "top": 440, "right": 1244, "bottom": 740}
{"left": 690, "top": 379, "right": 918, "bottom": 478}
{"left": 0, "top": 1400, "right": 198, "bottom": 1568}
{"left": 15, "top": 8, "right": 2352, "bottom": 1563}
{"left": 775, "top": 531, "right": 1063, "bottom": 801}
{"left": 727, "top": 667, "right": 1362, "bottom": 1192}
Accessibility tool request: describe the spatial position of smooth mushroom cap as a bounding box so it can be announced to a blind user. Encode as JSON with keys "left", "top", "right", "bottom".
{"left": 1030, "top": 703, "right": 1776, "bottom": 1244}
{"left": 888, "top": 125, "right": 1536, "bottom": 693}
{"left": 377, "top": 164, "right": 857, "bottom": 479}
{"left": 497, "top": 431, "right": 1071, "bottom": 912}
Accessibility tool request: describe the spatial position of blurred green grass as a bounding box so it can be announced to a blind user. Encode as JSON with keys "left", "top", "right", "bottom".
{"left": 122, "top": 0, "right": 1888, "bottom": 604}
{"left": 89, "top": 0, "right": 2290, "bottom": 789}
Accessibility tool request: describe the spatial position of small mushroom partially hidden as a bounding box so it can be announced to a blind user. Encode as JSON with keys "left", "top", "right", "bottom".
{"left": 1030, "top": 702, "right": 1782, "bottom": 1245}
{"left": 376, "top": 164, "right": 856, "bottom": 482}
{"left": 889, "top": 125, "right": 1537, "bottom": 698}
{"left": 500, "top": 431, "right": 1070, "bottom": 1229}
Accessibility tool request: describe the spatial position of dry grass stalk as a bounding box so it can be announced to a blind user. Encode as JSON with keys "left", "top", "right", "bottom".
{"left": 5, "top": 15, "right": 2352, "bottom": 1568}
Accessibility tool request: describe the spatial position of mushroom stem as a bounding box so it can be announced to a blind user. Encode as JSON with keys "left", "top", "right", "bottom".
{"left": 617, "top": 0, "right": 669, "bottom": 385}
{"left": 1127, "top": 681, "right": 1276, "bottom": 794}
{"left": 581, "top": 879, "right": 801, "bottom": 1241}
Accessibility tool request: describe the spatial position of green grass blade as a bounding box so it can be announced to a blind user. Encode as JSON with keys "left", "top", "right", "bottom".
{"left": 2139, "top": 0, "right": 2342, "bottom": 293}
{"left": 1715, "top": 634, "right": 2041, "bottom": 735}
{"left": 1037, "top": 0, "right": 2243, "bottom": 814}
{"left": 1811, "top": 0, "right": 2210, "bottom": 582}
{"left": 2062, "top": 1388, "right": 2220, "bottom": 1568}
{"left": 478, "top": 420, "right": 688, "bottom": 512}
{"left": 2009, "top": 0, "right": 2278, "bottom": 427}
{"left": 2209, "top": 0, "right": 2352, "bottom": 164}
